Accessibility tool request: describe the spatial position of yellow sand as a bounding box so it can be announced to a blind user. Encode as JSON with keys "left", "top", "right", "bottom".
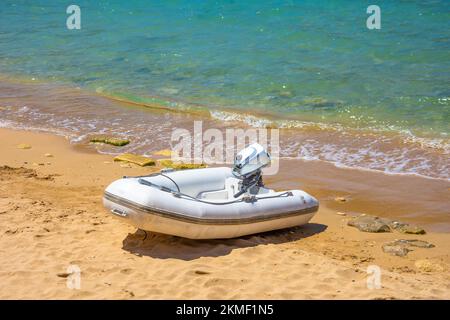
{"left": 0, "top": 128, "right": 449, "bottom": 299}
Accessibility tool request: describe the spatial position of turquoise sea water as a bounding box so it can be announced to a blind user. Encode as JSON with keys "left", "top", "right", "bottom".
{"left": 0, "top": 1, "right": 449, "bottom": 180}
{"left": 0, "top": 0, "right": 449, "bottom": 136}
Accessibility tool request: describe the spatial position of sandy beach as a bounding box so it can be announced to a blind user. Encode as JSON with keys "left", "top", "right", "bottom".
{"left": 0, "top": 127, "right": 449, "bottom": 299}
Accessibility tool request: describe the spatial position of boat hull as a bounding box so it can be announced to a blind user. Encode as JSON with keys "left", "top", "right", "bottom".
{"left": 103, "top": 167, "right": 319, "bottom": 239}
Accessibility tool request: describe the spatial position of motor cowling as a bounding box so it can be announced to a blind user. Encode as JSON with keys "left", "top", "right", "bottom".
{"left": 232, "top": 143, "right": 271, "bottom": 197}
{"left": 232, "top": 143, "right": 271, "bottom": 178}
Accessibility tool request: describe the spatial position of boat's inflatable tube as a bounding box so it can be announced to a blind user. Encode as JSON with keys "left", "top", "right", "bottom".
{"left": 103, "top": 167, "right": 319, "bottom": 239}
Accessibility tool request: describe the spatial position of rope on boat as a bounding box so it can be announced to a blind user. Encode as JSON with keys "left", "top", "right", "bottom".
{"left": 137, "top": 177, "right": 293, "bottom": 205}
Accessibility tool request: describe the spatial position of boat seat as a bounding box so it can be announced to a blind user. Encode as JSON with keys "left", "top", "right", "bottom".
{"left": 198, "top": 177, "right": 241, "bottom": 200}
{"left": 225, "top": 177, "right": 241, "bottom": 198}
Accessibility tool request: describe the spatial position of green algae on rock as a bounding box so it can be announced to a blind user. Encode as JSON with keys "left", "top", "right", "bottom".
{"left": 158, "top": 159, "right": 206, "bottom": 170}
{"left": 90, "top": 137, "right": 130, "bottom": 147}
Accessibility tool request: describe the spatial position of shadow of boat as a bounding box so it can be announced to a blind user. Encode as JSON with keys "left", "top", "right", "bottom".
{"left": 121, "top": 223, "right": 327, "bottom": 261}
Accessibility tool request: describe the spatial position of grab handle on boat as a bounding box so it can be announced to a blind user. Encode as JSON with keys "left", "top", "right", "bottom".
{"left": 111, "top": 208, "right": 127, "bottom": 217}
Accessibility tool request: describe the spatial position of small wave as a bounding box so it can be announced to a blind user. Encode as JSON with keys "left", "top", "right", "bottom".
{"left": 1, "top": 85, "right": 449, "bottom": 182}
{"left": 210, "top": 110, "right": 274, "bottom": 128}
{"left": 284, "top": 140, "right": 449, "bottom": 181}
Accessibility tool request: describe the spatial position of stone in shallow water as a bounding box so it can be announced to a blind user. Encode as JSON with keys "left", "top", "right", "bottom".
{"left": 347, "top": 215, "right": 391, "bottom": 233}
{"left": 90, "top": 136, "right": 130, "bottom": 147}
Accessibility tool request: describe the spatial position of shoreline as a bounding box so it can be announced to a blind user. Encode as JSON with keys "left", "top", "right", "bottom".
{"left": 0, "top": 127, "right": 449, "bottom": 299}
{"left": 0, "top": 76, "right": 449, "bottom": 181}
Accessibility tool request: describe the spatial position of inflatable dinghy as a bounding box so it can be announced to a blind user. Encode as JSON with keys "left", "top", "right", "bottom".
{"left": 103, "top": 144, "right": 319, "bottom": 239}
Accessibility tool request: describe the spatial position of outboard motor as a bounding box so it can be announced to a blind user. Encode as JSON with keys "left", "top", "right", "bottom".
{"left": 232, "top": 143, "right": 271, "bottom": 198}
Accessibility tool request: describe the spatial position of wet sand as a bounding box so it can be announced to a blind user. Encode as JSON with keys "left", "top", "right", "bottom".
{"left": 0, "top": 128, "right": 449, "bottom": 299}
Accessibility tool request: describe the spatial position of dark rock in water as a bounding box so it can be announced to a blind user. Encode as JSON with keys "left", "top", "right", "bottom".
{"left": 347, "top": 215, "right": 391, "bottom": 233}
{"left": 382, "top": 239, "right": 435, "bottom": 257}
{"left": 382, "top": 243, "right": 411, "bottom": 257}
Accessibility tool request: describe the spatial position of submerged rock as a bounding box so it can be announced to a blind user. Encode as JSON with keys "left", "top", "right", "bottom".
{"left": 114, "top": 153, "right": 155, "bottom": 167}
{"left": 347, "top": 215, "right": 391, "bottom": 233}
{"left": 90, "top": 136, "right": 130, "bottom": 147}
{"left": 302, "top": 97, "right": 344, "bottom": 108}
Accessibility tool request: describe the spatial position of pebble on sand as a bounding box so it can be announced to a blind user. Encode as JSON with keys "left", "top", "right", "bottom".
{"left": 44, "top": 153, "right": 53, "bottom": 158}
{"left": 336, "top": 212, "right": 346, "bottom": 216}
{"left": 56, "top": 272, "right": 72, "bottom": 278}
{"left": 334, "top": 197, "right": 347, "bottom": 203}
{"left": 17, "top": 144, "right": 32, "bottom": 149}
{"left": 414, "top": 259, "right": 445, "bottom": 272}
{"left": 32, "top": 163, "right": 40, "bottom": 166}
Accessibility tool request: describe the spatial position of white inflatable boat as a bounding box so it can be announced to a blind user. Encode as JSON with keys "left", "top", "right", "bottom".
{"left": 103, "top": 144, "right": 319, "bottom": 239}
